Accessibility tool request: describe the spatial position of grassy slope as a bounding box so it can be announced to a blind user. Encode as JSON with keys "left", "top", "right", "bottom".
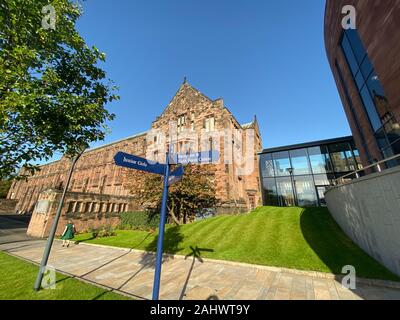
{"left": 0, "top": 252, "right": 130, "bottom": 300}
{"left": 75, "top": 206, "right": 399, "bottom": 281}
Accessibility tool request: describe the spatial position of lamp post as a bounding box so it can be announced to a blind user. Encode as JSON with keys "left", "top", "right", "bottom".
{"left": 33, "top": 148, "right": 85, "bottom": 291}
{"left": 287, "top": 167, "right": 297, "bottom": 207}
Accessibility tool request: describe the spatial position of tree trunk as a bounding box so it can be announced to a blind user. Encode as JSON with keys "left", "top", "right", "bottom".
{"left": 169, "top": 201, "right": 181, "bottom": 225}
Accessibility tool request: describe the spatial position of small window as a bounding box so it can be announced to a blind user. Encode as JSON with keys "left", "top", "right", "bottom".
{"left": 204, "top": 116, "right": 215, "bottom": 132}
{"left": 177, "top": 115, "right": 186, "bottom": 133}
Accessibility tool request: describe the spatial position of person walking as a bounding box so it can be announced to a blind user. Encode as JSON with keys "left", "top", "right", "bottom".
{"left": 61, "top": 220, "right": 76, "bottom": 247}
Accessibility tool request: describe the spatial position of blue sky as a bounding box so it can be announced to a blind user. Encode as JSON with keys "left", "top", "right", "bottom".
{"left": 73, "top": 0, "right": 349, "bottom": 153}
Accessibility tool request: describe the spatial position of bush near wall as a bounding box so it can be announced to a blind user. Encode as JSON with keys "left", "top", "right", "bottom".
{"left": 0, "top": 180, "right": 12, "bottom": 199}
{"left": 120, "top": 211, "right": 160, "bottom": 231}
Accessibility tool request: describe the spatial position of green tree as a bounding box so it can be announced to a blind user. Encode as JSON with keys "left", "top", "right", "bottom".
{"left": 127, "top": 165, "right": 217, "bottom": 225}
{"left": 0, "top": 179, "right": 12, "bottom": 198}
{"left": 0, "top": 0, "right": 119, "bottom": 179}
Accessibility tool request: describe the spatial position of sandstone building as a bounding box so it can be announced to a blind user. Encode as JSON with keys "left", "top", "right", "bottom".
{"left": 8, "top": 81, "right": 262, "bottom": 222}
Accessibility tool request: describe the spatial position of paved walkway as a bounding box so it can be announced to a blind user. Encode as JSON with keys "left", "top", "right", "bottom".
{"left": 2, "top": 238, "right": 400, "bottom": 300}
{"left": 1, "top": 216, "right": 400, "bottom": 300}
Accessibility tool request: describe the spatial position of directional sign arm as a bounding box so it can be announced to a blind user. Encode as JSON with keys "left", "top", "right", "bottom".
{"left": 114, "top": 152, "right": 166, "bottom": 175}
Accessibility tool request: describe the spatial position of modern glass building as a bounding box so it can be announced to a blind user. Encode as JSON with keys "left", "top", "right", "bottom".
{"left": 259, "top": 136, "right": 362, "bottom": 207}
{"left": 325, "top": 0, "right": 400, "bottom": 168}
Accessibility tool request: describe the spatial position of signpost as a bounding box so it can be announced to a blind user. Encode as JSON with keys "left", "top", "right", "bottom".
{"left": 168, "top": 165, "right": 184, "bottom": 186}
{"left": 169, "top": 150, "right": 220, "bottom": 165}
{"left": 114, "top": 149, "right": 219, "bottom": 300}
{"left": 114, "top": 152, "right": 166, "bottom": 175}
{"left": 114, "top": 151, "right": 170, "bottom": 300}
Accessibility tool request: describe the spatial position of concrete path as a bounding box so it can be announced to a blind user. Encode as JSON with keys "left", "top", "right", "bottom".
{"left": 2, "top": 240, "right": 400, "bottom": 300}
{"left": 1, "top": 216, "right": 400, "bottom": 300}
{"left": 0, "top": 215, "right": 33, "bottom": 245}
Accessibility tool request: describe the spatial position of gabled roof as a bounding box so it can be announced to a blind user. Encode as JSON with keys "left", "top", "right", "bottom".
{"left": 156, "top": 80, "right": 214, "bottom": 119}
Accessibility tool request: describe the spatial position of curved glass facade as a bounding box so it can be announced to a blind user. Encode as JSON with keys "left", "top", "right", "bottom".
{"left": 340, "top": 29, "right": 400, "bottom": 161}
{"left": 259, "top": 137, "right": 362, "bottom": 207}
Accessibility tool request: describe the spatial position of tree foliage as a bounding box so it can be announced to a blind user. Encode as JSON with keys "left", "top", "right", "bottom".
{"left": 0, "top": 179, "right": 12, "bottom": 198}
{"left": 126, "top": 165, "right": 217, "bottom": 225}
{"left": 0, "top": 0, "right": 119, "bottom": 179}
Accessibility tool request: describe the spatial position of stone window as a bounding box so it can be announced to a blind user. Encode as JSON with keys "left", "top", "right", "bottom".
{"left": 191, "top": 113, "right": 195, "bottom": 131}
{"left": 204, "top": 116, "right": 215, "bottom": 132}
{"left": 153, "top": 150, "right": 159, "bottom": 162}
{"left": 177, "top": 114, "right": 186, "bottom": 133}
{"left": 67, "top": 202, "right": 74, "bottom": 213}
{"left": 75, "top": 202, "right": 82, "bottom": 212}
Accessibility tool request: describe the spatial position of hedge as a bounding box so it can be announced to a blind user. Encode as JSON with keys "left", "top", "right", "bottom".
{"left": 120, "top": 211, "right": 160, "bottom": 230}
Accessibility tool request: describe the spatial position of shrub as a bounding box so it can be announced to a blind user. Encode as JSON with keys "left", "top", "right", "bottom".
{"left": 120, "top": 211, "right": 160, "bottom": 231}
{"left": 92, "top": 225, "right": 116, "bottom": 238}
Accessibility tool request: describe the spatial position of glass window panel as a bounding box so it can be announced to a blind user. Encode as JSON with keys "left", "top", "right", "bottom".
{"left": 384, "top": 118, "right": 400, "bottom": 145}
{"left": 365, "top": 72, "right": 391, "bottom": 123}
{"left": 330, "top": 152, "right": 350, "bottom": 172}
{"left": 308, "top": 146, "right": 332, "bottom": 173}
{"left": 293, "top": 175, "right": 318, "bottom": 207}
{"left": 355, "top": 70, "right": 365, "bottom": 90}
{"left": 360, "top": 86, "right": 382, "bottom": 132}
{"left": 328, "top": 142, "right": 350, "bottom": 153}
{"left": 316, "top": 186, "right": 328, "bottom": 207}
{"left": 262, "top": 178, "right": 278, "bottom": 206}
{"left": 273, "top": 151, "right": 291, "bottom": 176}
{"left": 360, "top": 56, "right": 373, "bottom": 79}
{"left": 345, "top": 29, "right": 367, "bottom": 64}
{"left": 276, "top": 177, "right": 296, "bottom": 207}
{"left": 289, "top": 148, "right": 311, "bottom": 175}
{"left": 260, "top": 153, "right": 275, "bottom": 178}
{"left": 313, "top": 174, "right": 332, "bottom": 186}
{"left": 341, "top": 34, "right": 359, "bottom": 76}
{"left": 345, "top": 150, "right": 357, "bottom": 171}
{"left": 389, "top": 139, "right": 400, "bottom": 158}
{"left": 329, "top": 143, "right": 352, "bottom": 172}
{"left": 351, "top": 148, "right": 363, "bottom": 170}
{"left": 375, "top": 128, "right": 389, "bottom": 150}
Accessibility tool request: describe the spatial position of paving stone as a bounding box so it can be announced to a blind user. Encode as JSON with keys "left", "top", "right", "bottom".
{"left": 2, "top": 240, "right": 400, "bottom": 300}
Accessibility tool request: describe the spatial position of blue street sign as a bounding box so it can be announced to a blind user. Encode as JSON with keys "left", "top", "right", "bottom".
{"left": 168, "top": 165, "right": 184, "bottom": 186}
{"left": 152, "top": 152, "right": 170, "bottom": 300}
{"left": 114, "top": 152, "right": 166, "bottom": 175}
{"left": 169, "top": 150, "right": 220, "bottom": 165}
{"left": 113, "top": 151, "right": 184, "bottom": 300}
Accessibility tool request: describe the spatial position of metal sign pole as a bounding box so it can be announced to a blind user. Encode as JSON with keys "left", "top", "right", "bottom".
{"left": 152, "top": 152, "right": 170, "bottom": 300}
{"left": 33, "top": 152, "right": 83, "bottom": 291}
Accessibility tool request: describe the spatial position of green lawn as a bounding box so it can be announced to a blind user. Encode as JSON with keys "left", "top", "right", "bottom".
{"left": 75, "top": 206, "right": 399, "bottom": 281}
{"left": 0, "top": 252, "right": 131, "bottom": 300}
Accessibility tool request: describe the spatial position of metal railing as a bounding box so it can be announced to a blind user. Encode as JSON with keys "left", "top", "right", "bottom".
{"left": 334, "top": 153, "right": 400, "bottom": 186}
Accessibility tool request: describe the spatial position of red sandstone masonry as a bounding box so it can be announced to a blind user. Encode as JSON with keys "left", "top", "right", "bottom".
{"left": 9, "top": 82, "right": 262, "bottom": 232}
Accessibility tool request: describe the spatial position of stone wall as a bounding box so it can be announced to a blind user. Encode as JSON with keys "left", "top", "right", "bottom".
{"left": 7, "top": 132, "right": 146, "bottom": 214}
{"left": 9, "top": 81, "right": 262, "bottom": 216}
{"left": 325, "top": 166, "right": 400, "bottom": 276}
{"left": 27, "top": 189, "right": 135, "bottom": 238}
